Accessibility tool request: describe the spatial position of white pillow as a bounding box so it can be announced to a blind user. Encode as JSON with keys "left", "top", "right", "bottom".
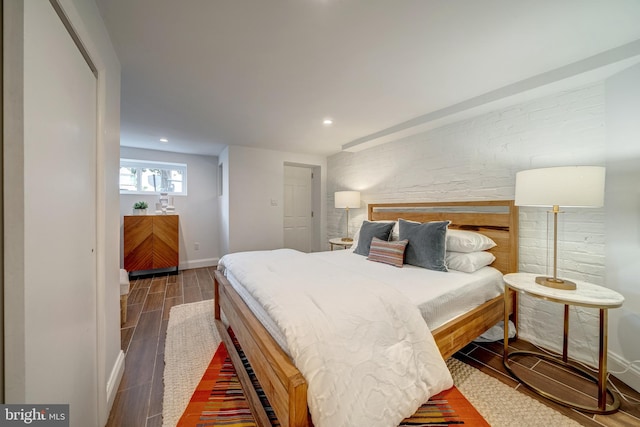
{"left": 390, "top": 221, "right": 400, "bottom": 241}
{"left": 446, "top": 229, "right": 496, "bottom": 253}
{"left": 446, "top": 251, "right": 496, "bottom": 273}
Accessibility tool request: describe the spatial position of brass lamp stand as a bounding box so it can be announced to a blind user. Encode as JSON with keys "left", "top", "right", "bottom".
{"left": 342, "top": 206, "right": 353, "bottom": 242}
{"left": 334, "top": 190, "right": 360, "bottom": 242}
{"left": 536, "top": 205, "right": 576, "bottom": 290}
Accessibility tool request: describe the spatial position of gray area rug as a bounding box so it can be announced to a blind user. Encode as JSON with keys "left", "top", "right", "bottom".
{"left": 163, "top": 300, "right": 581, "bottom": 427}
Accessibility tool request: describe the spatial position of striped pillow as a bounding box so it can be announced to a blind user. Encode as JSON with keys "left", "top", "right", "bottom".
{"left": 367, "top": 237, "right": 408, "bottom": 268}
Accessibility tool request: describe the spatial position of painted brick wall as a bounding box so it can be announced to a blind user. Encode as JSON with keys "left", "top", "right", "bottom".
{"left": 327, "top": 83, "right": 607, "bottom": 363}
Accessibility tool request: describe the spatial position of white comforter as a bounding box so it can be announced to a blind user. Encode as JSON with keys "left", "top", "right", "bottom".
{"left": 219, "top": 249, "right": 453, "bottom": 427}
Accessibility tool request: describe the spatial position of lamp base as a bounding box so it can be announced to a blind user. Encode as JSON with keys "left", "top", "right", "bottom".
{"left": 341, "top": 237, "right": 353, "bottom": 242}
{"left": 535, "top": 276, "right": 577, "bottom": 290}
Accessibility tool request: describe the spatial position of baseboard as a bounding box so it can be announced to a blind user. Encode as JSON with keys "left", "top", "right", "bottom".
{"left": 180, "top": 257, "right": 219, "bottom": 270}
{"left": 608, "top": 351, "right": 640, "bottom": 393}
{"left": 106, "top": 350, "right": 126, "bottom": 411}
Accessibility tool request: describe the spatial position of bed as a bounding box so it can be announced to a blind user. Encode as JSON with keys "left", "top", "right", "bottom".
{"left": 213, "top": 200, "right": 519, "bottom": 427}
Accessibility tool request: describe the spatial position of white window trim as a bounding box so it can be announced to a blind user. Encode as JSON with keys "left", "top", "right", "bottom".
{"left": 119, "top": 158, "right": 188, "bottom": 196}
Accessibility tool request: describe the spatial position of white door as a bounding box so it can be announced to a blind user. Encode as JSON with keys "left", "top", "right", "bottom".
{"left": 284, "top": 166, "right": 313, "bottom": 252}
{"left": 20, "top": 1, "right": 97, "bottom": 423}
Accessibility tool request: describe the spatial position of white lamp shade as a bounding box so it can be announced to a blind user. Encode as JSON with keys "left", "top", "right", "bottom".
{"left": 515, "top": 166, "right": 605, "bottom": 207}
{"left": 334, "top": 191, "right": 361, "bottom": 209}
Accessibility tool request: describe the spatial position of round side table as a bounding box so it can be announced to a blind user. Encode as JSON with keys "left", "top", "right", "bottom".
{"left": 503, "top": 272, "right": 624, "bottom": 414}
{"left": 329, "top": 237, "right": 353, "bottom": 251}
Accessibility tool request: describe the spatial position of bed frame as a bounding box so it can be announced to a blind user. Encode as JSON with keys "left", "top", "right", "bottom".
{"left": 214, "top": 200, "right": 519, "bottom": 427}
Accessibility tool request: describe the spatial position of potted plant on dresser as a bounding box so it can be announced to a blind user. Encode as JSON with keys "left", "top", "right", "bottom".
{"left": 132, "top": 201, "right": 148, "bottom": 215}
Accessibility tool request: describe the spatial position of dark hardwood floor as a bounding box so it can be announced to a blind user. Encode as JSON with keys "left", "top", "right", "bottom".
{"left": 106, "top": 267, "right": 214, "bottom": 427}
{"left": 106, "top": 268, "right": 640, "bottom": 426}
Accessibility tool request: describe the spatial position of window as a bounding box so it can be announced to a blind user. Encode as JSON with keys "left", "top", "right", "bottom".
{"left": 119, "top": 159, "right": 187, "bottom": 195}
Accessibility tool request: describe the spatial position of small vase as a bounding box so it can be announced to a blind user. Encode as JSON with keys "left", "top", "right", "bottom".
{"left": 133, "top": 208, "right": 147, "bottom": 216}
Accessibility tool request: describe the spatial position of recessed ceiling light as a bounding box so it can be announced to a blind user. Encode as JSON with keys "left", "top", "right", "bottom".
{"left": 159, "top": 138, "right": 169, "bottom": 143}
{"left": 323, "top": 118, "right": 333, "bottom": 126}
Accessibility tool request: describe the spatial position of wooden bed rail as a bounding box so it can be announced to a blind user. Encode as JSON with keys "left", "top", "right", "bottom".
{"left": 214, "top": 270, "right": 310, "bottom": 427}
{"left": 433, "top": 289, "right": 515, "bottom": 359}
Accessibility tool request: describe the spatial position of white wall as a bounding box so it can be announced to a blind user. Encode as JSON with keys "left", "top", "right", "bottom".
{"left": 219, "top": 145, "right": 326, "bottom": 254}
{"left": 218, "top": 147, "right": 230, "bottom": 256}
{"left": 120, "top": 147, "right": 219, "bottom": 270}
{"left": 4, "top": 0, "right": 122, "bottom": 423}
{"left": 327, "top": 80, "right": 640, "bottom": 390}
{"left": 605, "top": 63, "right": 640, "bottom": 391}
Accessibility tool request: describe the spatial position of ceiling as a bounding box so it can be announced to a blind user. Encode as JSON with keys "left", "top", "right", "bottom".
{"left": 95, "top": 0, "right": 640, "bottom": 157}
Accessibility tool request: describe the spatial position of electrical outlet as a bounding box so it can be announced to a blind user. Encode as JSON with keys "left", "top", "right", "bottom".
{"left": 194, "top": 242, "right": 200, "bottom": 250}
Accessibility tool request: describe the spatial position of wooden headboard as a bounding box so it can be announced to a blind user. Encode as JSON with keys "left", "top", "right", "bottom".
{"left": 368, "top": 200, "right": 519, "bottom": 275}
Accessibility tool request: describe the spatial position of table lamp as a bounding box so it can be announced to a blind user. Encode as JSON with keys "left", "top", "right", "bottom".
{"left": 515, "top": 166, "right": 605, "bottom": 290}
{"left": 334, "top": 191, "right": 360, "bottom": 242}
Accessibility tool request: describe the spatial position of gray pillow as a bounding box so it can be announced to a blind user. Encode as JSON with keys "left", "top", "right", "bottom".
{"left": 353, "top": 221, "right": 395, "bottom": 256}
{"left": 398, "top": 219, "right": 450, "bottom": 271}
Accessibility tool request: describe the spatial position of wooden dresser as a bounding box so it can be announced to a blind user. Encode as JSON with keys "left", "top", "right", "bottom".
{"left": 124, "top": 214, "right": 179, "bottom": 274}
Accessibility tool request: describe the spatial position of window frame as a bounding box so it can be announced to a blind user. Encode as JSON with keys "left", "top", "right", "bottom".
{"left": 119, "top": 158, "right": 188, "bottom": 196}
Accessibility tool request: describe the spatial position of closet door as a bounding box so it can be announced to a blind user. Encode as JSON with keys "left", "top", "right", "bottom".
{"left": 6, "top": 1, "right": 99, "bottom": 424}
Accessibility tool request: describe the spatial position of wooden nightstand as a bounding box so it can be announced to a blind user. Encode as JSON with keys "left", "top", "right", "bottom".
{"left": 329, "top": 237, "right": 353, "bottom": 251}
{"left": 503, "top": 272, "right": 624, "bottom": 414}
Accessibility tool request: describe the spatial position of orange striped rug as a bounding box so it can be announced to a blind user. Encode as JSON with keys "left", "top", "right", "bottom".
{"left": 178, "top": 343, "right": 489, "bottom": 427}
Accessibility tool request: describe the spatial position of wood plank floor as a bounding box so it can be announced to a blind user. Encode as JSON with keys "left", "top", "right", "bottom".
{"left": 106, "top": 267, "right": 214, "bottom": 427}
{"left": 106, "top": 268, "right": 640, "bottom": 426}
